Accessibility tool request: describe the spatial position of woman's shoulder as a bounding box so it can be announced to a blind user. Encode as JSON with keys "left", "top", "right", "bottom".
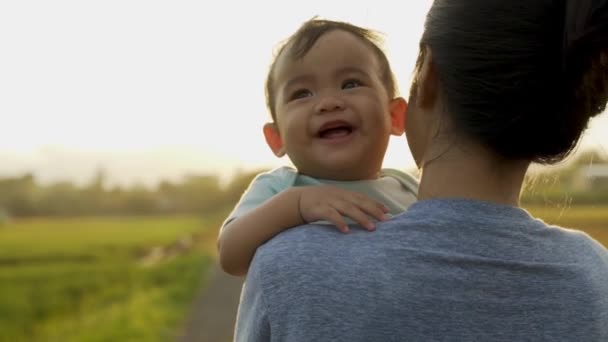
{"left": 557, "top": 225, "right": 608, "bottom": 262}
{"left": 529, "top": 219, "right": 608, "bottom": 269}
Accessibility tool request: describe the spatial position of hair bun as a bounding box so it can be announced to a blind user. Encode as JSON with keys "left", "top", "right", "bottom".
{"left": 562, "top": 0, "right": 608, "bottom": 69}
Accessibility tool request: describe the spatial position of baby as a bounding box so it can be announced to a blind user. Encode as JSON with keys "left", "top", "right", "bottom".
{"left": 217, "top": 18, "right": 418, "bottom": 276}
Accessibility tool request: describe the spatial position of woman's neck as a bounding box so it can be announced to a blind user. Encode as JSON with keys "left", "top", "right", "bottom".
{"left": 417, "top": 143, "right": 529, "bottom": 206}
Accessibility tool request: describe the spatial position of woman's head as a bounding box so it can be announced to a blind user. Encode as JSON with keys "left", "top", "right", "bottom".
{"left": 408, "top": 0, "right": 608, "bottom": 165}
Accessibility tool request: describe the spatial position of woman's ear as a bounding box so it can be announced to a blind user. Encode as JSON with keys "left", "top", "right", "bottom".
{"left": 389, "top": 97, "right": 407, "bottom": 136}
{"left": 263, "top": 123, "right": 286, "bottom": 157}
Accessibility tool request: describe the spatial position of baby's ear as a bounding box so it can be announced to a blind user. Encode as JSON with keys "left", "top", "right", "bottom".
{"left": 389, "top": 97, "right": 407, "bottom": 136}
{"left": 263, "top": 123, "right": 286, "bottom": 157}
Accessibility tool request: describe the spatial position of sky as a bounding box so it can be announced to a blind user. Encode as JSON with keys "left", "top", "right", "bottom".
{"left": 1, "top": 1, "right": 607, "bottom": 187}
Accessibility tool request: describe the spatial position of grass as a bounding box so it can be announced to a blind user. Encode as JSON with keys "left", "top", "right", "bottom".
{"left": 0, "top": 214, "right": 223, "bottom": 342}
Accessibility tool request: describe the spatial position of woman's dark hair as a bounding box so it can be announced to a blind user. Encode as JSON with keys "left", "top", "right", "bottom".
{"left": 416, "top": 0, "right": 608, "bottom": 164}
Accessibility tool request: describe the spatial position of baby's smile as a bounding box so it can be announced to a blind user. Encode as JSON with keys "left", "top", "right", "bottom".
{"left": 317, "top": 120, "right": 356, "bottom": 142}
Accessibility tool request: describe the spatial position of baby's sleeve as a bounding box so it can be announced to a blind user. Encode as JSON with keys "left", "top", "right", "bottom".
{"left": 382, "top": 168, "right": 419, "bottom": 195}
{"left": 221, "top": 168, "right": 293, "bottom": 229}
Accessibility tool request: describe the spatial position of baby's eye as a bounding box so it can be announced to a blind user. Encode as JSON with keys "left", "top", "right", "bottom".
{"left": 342, "top": 79, "right": 363, "bottom": 89}
{"left": 290, "top": 89, "right": 313, "bottom": 101}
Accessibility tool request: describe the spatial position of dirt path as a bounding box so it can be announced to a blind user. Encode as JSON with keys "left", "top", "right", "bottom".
{"left": 177, "top": 262, "right": 244, "bottom": 342}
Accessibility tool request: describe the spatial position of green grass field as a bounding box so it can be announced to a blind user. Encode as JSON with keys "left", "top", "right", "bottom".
{"left": 0, "top": 215, "right": 222, "bottom": 342}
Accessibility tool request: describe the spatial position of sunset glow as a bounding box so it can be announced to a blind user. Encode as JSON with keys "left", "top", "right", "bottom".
{"left": 1, "top": 1, "right": 606, "bottom": 186}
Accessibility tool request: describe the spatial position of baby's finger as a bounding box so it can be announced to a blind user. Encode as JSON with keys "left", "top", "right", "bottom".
{"left": 352, "top": 198, "right": 387, "bottom": 222}
{"left": 348, "top": 193, "right": 387, "bottom": 221}
{"left": 322, "top": 207, "right": 350, "bottom": 233}
{"left": 333, "top": 201, "right": 376, "bottom": 231}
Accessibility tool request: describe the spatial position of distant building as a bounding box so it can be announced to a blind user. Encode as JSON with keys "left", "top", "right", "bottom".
{"left": 573, "top": 164, "right": 608, "bottom": 191}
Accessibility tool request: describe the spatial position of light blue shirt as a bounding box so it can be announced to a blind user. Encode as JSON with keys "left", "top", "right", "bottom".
{"left": 223, "top": 166, "right": 418, "bottom": 227}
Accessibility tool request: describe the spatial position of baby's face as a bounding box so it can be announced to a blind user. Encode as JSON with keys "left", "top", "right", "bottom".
{"left": 270, "top": 30, "right": 400, "bottom": 181}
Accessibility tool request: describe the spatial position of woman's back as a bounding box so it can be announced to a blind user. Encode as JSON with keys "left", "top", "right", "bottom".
{"left": 237, "top": 199, "right": 608, "bottom": 341}
{"left": 235, "top": 1, "right": 608, "bottom": 340}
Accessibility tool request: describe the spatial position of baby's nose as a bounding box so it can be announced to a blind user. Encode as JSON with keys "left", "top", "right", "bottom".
{"left": 315, "top": 95, "right": 345, "bottom": 113}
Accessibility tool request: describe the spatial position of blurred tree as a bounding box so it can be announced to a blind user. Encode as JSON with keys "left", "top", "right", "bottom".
{"left": 522, "top": 148, "right": 608, "bottom": 205}
{"left": 0, "top": 174, "right": 39, "bottom": 216}
{"left": 222, "top": 169, "right": 267, "bottom": 206}
{"left": 0, "top": 149, "right": 604, "bottom": 217}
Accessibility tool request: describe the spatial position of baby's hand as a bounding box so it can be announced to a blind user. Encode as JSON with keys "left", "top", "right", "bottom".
{"left": 297, "top": 185, "right": 389, "bottom": 233}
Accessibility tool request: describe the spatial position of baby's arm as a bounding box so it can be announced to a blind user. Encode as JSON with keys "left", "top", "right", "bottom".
{"left": 217, "top": 185, "right": 388, "bottom": 276}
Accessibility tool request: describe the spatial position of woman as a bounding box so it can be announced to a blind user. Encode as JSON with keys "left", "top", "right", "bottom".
{"left": 235, "top": 1, "right": 608, "bottom": 340}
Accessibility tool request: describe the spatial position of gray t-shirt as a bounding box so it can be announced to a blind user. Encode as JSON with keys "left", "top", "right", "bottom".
{"left": 235, "top": 198, "right": 608, "bottom": 341}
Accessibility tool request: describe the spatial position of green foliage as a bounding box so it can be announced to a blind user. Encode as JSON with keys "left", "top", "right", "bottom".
{"left": 0, "top": 216, "right": 215, "bottom": 342}
{"left": 0, "top": 168, "right": 265, "bottom": 218}
{"left": 0, "top": 149, "right": 606, "bottom": 218}
{"left": 521, "top": 149, "right": 608, "bottom": 206}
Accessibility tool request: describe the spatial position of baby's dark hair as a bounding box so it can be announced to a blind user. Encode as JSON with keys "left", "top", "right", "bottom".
{"left": 265, "top": 18, "right": 398, "bottom": 122}
{"left": 415, "top": 0, "right": 608, "bottom": 164}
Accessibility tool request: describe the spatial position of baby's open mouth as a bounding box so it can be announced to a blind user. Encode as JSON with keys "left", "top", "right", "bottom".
{"left": 318, "top": 121, "right": 354, "bottom": 139}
